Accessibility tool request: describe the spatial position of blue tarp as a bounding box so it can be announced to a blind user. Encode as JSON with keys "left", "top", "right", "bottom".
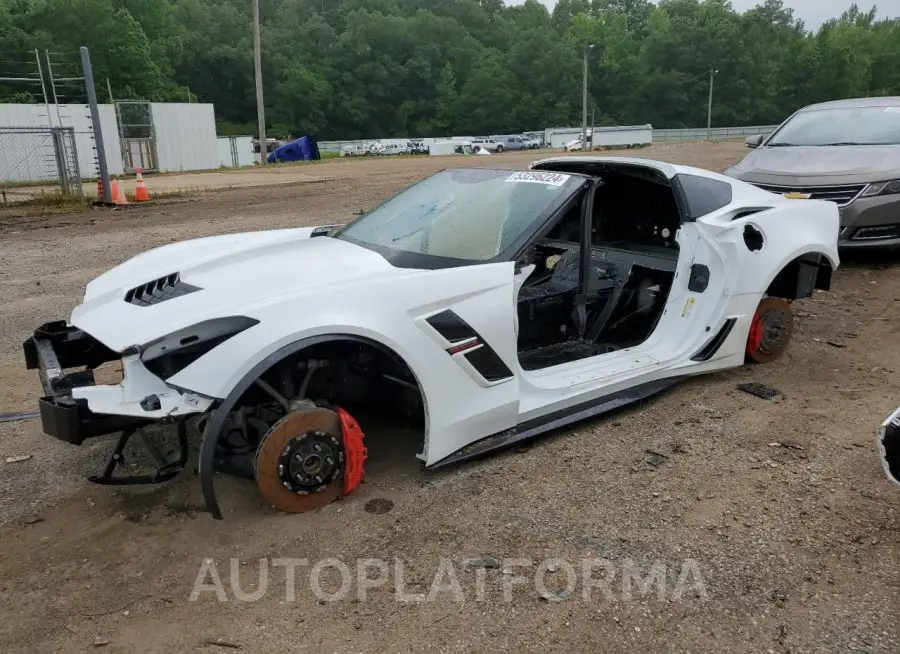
{"left": 267, "top": 136, "right": 321, "bottom": 163}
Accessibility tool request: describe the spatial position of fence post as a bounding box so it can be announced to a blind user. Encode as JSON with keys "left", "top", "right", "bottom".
{"left": 51, "top": 128, "right": 70, "bottom": 195}
{"left": 80, "top": 46, "right": 111, "bottom": 203}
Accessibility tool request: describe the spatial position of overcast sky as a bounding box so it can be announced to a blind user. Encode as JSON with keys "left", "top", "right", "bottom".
{"left": 505, "top": 0, "right": 897, "bottom": 29}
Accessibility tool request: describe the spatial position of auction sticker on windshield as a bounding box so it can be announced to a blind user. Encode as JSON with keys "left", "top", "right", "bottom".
{"left": 506, "top": 171, "right": 571, "bottom": 186}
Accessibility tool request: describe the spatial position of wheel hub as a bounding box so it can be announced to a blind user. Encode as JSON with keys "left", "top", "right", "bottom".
{"left": 278, "top": 431, "right": 344, "bottom": 494}
{"left": 759, "top": 308, "right": 790, "bottom": 354}
{"left": 746, "top": 297, "right": 794, "bottom": 364}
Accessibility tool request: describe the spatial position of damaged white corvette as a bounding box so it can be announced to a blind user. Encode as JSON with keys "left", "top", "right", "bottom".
{"left": 24, "top": 157, "right": 840, "bottom": 519}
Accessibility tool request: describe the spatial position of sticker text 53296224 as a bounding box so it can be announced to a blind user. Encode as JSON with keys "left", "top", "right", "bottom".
{"left": 505, "top": 171, "right": 571, "bottom": 186}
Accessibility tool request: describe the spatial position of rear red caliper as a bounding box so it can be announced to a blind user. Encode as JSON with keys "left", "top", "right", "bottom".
{"left": 337, "top": 408, "right": 367, "bottom": 495}
{"left": 746, "top": 311, "right": 763, "bottom": 357}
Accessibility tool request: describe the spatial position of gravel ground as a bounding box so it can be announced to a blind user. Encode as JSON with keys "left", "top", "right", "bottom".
{"left": 0, "top": 142, "right": 898, "bottom": 653}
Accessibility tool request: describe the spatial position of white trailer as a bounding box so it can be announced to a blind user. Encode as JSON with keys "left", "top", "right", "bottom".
{"left": 544, "top": 124, "right": 653, "bottom": 150}
{"left": 592, "top": 124, "right": 653, "bottom": 148}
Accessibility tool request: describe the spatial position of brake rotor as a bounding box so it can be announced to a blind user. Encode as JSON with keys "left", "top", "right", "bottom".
{"left": 254, "top": 408, "right": 345, "bottom": 513}
{"left": 746, "top": 297, "right": 794, "bottom": 364}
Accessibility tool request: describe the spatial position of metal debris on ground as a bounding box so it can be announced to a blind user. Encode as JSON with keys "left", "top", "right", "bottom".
{"left": 5, "top": 454, "right": 33, "bottom": 464}
{"left": 769, "top": 440, "right": 803, "bottom": 450}
{"left": 737, "top": 382, "right": 781, "bottom": 400}
{"left": 0, "top": 411, "right": 39, "bottom": 424}
{"left": 469, "top": 556, "right": 500, "bottom": 569}
{"left": 202, "top": 639, "right": 241, "bottom": 649}
{"left": 24, "top": 515, "right": 43, "bottom": 525}
{"left": 644, "top": 451, "right": 668, "bottom": 467}
{"left": 364, "top": 498, "right": 394, "bottom": 514}
{"left": 827, "top": 341, "right": 846, "bottom": 349}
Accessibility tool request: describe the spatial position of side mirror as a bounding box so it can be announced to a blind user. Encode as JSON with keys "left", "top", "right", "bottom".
{"left": 745, "top": 134, "right": 764, "bottom": 149}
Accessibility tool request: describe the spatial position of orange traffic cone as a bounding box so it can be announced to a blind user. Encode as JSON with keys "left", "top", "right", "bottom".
{"left": 109, "top": 179, "right": 120, "bottom": 203}
{"left": 115, "top": 177, "right": 128, "bottom": 205}
{"left": 134, "top": 167, "right": 150, "bottom": 202}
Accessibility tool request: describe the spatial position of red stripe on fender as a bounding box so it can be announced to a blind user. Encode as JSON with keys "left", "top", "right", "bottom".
{"left": 447, "top": 338, "right": 481, "bottom": 355}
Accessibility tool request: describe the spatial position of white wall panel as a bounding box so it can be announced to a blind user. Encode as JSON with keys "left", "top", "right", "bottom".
{"left": 151, "top": 103, "right": 218, "bottom": 172}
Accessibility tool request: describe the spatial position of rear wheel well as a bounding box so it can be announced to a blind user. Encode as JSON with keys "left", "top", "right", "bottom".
{"left": 766, "top": 252, "right": 832, "bottom": 300}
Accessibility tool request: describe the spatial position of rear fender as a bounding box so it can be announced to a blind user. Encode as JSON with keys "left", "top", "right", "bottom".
{"left": 697, "top": 199, "right": 840, "bottom": 298}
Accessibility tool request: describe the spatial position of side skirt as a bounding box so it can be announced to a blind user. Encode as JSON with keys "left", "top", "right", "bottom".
{"left": 428, "top": 376, "right": 685, "bottom": 468}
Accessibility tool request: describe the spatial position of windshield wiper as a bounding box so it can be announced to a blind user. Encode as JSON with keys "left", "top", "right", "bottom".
{"left": 765, "top": 142, "right": 797, "bottom": 147}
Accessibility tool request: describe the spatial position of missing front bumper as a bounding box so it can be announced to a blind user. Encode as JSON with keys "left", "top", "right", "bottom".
{"left": 25, "top": 321, "right": 148, "bottom": 445}
{"left": 24, "top": 320, "right": 211, "bottom": 445}
{"left": 25, "top": 321, "right": 192, "bottom": 484}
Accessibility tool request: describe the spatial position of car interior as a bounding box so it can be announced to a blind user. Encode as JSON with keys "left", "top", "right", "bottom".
{"left": 515, "top": 164, "right": 682, "bottom": 371}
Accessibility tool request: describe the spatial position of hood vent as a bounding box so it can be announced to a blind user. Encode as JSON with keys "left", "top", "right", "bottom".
{"left": 124, "top": 273, "right": 201, "bottom": 307}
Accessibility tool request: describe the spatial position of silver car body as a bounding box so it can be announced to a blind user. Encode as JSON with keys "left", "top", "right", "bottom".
{"left": 725, "top": 97, "right": 900, "bottom": 249}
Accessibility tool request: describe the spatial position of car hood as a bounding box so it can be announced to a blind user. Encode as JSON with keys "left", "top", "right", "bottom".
{"left": 727, "top": 145, "right": 900, "bottom": 185}
{"left": 71, "top": 227, "right": 416, "bottom": 351}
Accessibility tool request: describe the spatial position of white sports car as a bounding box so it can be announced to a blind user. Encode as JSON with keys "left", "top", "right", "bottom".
{"left": 24, "top": 157, "right": 840, "bottom": 518}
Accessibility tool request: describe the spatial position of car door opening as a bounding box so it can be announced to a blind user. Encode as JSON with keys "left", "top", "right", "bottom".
{"left": 515, "top": 165, "right": 681, "bottom": 371}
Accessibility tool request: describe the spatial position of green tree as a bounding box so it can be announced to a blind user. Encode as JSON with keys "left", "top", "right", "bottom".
{"left": 0, "top": 0, "right": 896, "bottom": 137}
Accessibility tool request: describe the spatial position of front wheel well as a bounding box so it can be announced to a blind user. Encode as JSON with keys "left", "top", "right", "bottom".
{"left": 239, "top": 336, "right": 425, "bottom": 425}
{"left": 766, "top": 252, "right": 833, "bottom": 300}
{"left": 199, "top": 335, "right": 426, "bottom": 519}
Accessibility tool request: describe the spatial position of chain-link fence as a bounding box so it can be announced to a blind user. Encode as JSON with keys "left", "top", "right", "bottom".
{"left": 0, "top": 126, "right": 82, "bottom": 202}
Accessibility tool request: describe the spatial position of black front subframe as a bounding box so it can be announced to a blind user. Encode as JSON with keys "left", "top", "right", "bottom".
{"left": 89, "top": 421, "right": 188, "bottom": 486}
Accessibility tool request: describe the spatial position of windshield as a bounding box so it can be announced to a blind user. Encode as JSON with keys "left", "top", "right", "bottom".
{"left": 768, "top": 106, "right": 900, "bottom": 146}
{"left": 335, "top": 168, "right": 583, "bottom": 262}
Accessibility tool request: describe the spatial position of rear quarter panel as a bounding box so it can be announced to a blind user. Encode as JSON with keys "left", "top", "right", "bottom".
{"left": 699, "top": 197, "right": 840, "bottom": 298}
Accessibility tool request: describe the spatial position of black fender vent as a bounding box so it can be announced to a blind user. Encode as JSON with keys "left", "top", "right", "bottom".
{"left": 691, "top": 318, "right": 737, "bottom": 362}
{"left": 124, "top": 273, "right": 201, "bottom": 307}
{"left": 426, "top": 310, "right": 514, "bottom": 383}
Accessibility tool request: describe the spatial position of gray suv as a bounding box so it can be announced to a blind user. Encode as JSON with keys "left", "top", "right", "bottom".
{"left": 725, "top": 97, "right": 900, "bottom": 249}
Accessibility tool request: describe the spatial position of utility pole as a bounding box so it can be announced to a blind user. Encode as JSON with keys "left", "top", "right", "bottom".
{"left": 252, "top": 0, "right": 267, "bottom": 165}
{"left": 706, "top": 68, "right": 718, "bottom": 141}
{"left": 581, "top": 44, "right": 589, "bottom": 152}
{"left": 81, "top": 47, "right": 111, "bottom": 204}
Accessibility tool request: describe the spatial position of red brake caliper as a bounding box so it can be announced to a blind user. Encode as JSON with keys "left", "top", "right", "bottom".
{"left": 337, "top": 408, "right": 367, "bottom": 495}
{"left": 746, "top": 311, "right": 763, "bottom": 356}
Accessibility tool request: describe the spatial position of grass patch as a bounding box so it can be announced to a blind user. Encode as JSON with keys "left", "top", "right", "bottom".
{"left": 0, "top": 188, "right": 90, "bottom": 209}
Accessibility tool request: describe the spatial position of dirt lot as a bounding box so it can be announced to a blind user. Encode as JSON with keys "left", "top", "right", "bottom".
{"left": 0, "top": 142, "right": 898, "bottom": 653}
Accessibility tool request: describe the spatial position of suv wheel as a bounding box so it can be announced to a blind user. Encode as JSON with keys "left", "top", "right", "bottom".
{"left": 496, "top": 145, "right": 504, "bottom": 153}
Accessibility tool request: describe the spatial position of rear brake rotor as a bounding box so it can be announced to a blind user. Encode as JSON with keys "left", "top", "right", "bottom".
{"left": 254, "top": 408, "right": 345, "bottom": 513}
{"left": 746, "top": 297, "right": 794, "bottom": 364}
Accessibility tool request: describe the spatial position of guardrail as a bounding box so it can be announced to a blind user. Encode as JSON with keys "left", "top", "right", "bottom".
{"left": 653, "top": 125, "right": 779, "bottom": 142}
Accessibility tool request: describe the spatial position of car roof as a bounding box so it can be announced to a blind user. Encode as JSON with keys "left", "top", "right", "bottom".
{"left": 532, "top": 155, "right": 681, "bottom": 179}
{"left": 800, "top": 96, "right": 900, "bottom": 111}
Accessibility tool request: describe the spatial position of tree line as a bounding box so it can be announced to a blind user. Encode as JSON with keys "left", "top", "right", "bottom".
{"left": 0, "top": 0, "right": 897, "bottom": 139}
